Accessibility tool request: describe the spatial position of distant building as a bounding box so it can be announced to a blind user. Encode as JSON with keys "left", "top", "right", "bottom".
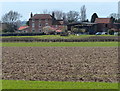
{"left": 67, "top": 18, "right": 117, "bottom": 34}
{"left": 28, "top": 13, "right": 65, "bottom": 33}
{"left": 67, "top": 22, "right": 97, "bottom": 34}
{"left": 18, "top": 25, "right": 29, "bottom": 33}
{"left": 95, "top": 18, "right": 113, "bottom": 32}
{"left": 18, "top": 13, "right": 66, "bottom": 33}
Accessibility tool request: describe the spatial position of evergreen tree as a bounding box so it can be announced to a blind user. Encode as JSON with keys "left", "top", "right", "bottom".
{"left": 110, "top": 16, "right": 115, "bottom": 23}
{"left": 30, "top": 12, "right": 33, "bottom": 17}
{"left": 26, "top": 21, "right": 29, "bottom": 26}
{"left": 91, "top": 13, "right": 98, "bottom": 23}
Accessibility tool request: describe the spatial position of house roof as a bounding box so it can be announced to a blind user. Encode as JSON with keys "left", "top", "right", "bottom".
{"left": 56, "top": 30, "right": 62, "bottom": 32}
{"left": 67, "top": 22, "right": 97, "bottom": 26}
{"left": 30, "top": 14, "right": 52, "bottom": 20}
{"left": 53, "top": 20, "right": 64, "bottom": 25}
{"left": 95, "top": 18, "right": 111, "bottom": 23}
{"left": 18, "top": 26, "right": 29, "bottom": 30}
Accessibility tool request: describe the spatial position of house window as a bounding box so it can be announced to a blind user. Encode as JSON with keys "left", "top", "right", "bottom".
{"left": 32, "top": 30, "right": 35, "bottom": 32}
{"left": 39, "top": 23, "right": 42, "bottom": 27}
{"left": 45, "top": 23, "right": 48, "bottom": 26}
{"left": 32, "top": 23, "right": 35, "bottom": 27}
{"left": 45, "top": 19, "right": 48, "bottom": 22}
{"left": 39, "top": 30, "right": 41, "bottom": 32}
{"left": 105, "top": 24, "right": 108, "bottom": 28}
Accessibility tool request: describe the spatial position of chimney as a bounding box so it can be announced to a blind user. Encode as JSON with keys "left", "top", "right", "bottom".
{"left": 30, "top": 12, "right": 33, "bottom": 18}
{"left": 52, "top": 12, "right": 55, "bottom": 18}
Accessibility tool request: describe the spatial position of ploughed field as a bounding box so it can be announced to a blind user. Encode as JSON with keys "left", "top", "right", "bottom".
{"left": 2, "top": 47, "right": 118, "bottom": 82}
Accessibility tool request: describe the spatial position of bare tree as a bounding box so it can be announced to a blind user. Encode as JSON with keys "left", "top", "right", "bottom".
{"left": 2, "top": 10, "right": 22, "bottom": 32}
{"left": 42, "top": 9, "right": 50, "bottom": 14}
{"left": 80, "top": 5, "right": 86, "bottom": 22}
{"left": 52, "top": 10, "right": 64, "bottom": 20}
{"left": 66, "top": 11, "right": 79, "bottom": 23}
{"left": 109, "top": 13, "right": 118, "bottom": 19}
{"left": 63, "top": 13, "right": 67, "bottom": 20}
{"left": 63, "top": 12, "right": 68, "bottom": 24}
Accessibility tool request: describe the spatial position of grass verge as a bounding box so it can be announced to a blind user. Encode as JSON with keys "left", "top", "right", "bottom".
{"left": 2, "top": 80, "right": 118, "bottom": 89}
{"left": 1, "top": 35, "right": 116, "bottom": 39}
{"left": 1, "top": 42, "right": 118, "bottom": 47}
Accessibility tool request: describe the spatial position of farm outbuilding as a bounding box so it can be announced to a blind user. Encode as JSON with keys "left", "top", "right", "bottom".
{"left": 67, "top": 22, "right": 97, "bottom": 34}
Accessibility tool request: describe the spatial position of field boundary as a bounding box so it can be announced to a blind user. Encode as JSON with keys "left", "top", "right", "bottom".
{"left": 1, "top": 89, "right": 119, "bottom": 91}
{"left": 2, "top": 37, "right": 119, "bottom": 42}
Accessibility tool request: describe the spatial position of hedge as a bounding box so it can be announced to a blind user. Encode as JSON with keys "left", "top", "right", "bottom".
{"left": 2, "top": 36, "right": 120, "bottom": 42}
{"left": 0, "top": 32, "right": 45, "bottom": 36}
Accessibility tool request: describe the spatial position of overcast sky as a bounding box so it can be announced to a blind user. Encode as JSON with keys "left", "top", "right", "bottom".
{"left": 0, "top": 0, "right": 119, "bottom": 21}
{"left": 0, "top": 0, "right": 119, "bottom": 2}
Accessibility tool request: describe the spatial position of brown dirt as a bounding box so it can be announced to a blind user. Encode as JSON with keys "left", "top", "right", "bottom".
{"left": 2, "top": 47, "right": 119, "bottom": 82}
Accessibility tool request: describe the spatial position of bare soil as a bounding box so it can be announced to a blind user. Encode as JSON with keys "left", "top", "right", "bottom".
{"left": 2, "top": 47, "right": 119, "bottom": 82}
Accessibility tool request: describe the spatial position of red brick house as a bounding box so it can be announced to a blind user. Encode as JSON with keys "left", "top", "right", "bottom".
{"left": 28, "top": 13, "right": 65, "bottom": 33}
{"left": 95, "top": 18, "right": 113, "bottom": 32}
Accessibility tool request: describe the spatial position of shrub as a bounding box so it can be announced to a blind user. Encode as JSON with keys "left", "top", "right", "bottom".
{"left": 108, "top": 30, "right": 114, "bottom": 35}
{"left": 60, "top": 32, "right": 69, "bottom": 36}
{"left": 71, "top": 28, "right": 78, "bottom": 34}
{"left": 43, "top": 26, "right": 55, "bottom": 35}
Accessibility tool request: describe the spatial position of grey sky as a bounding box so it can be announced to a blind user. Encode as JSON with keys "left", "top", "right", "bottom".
{"left": 1, "top": 2, "right": 118, "bottom": 21}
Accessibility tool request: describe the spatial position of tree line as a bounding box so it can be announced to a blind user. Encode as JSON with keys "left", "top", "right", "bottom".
{"left": 38, "top": 5, "right": 88, "bottom": 23}
{"left": 109, "top": 13, "right": 120, "bottom": 23}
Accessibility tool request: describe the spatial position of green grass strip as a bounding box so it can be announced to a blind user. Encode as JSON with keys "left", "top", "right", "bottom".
{"left": 2, "top": 80, "right": 118, "bottom": 89}
{"left": 1, "top": 42, "right": 118, "bottom": 47}
{"left": 1, "top": 35, "right": 116, "bottom": 39}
